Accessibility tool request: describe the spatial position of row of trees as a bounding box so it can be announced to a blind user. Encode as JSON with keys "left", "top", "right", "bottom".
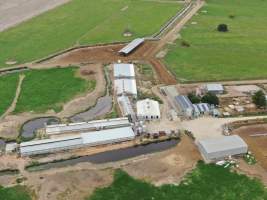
{"left": 188, "top": 92, "right": 219, "bottom": 106}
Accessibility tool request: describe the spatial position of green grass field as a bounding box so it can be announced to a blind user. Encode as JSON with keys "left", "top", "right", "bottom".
{"left": 0, "top": 73, "right": 19, "bottom": 116}
{"left": 88, "top": 162, "right": 267, "bottom": 200}
{"left": 13, "top": 67, "right": 95, "bottom": 113}
{"left": 0, "top": 185, "right": 32, "bottom": 200}
{"left": 165, "top": 0, "right": 267, "bottom": 82}
{"left": 0, "top": 0, "right": 182, "bottom": 67}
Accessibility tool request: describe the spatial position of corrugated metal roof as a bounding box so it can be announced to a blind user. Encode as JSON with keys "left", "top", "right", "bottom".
{"left": 114, "top": 63, "right": 135, "bottom": 78}
{"left": 206, "top": 84, "right": 224, "bottom": 92}
{"left": 198, "top": 135, "right": 247, "bottom": 155}
{"left": 20, "top": 136, "right": 83, "bottom": 155}
{"left": 137, "top": 99, "right": 160, "bottom": 117}
{"left": 194, "top": 103, "right": 210, "bottom": 113}
{"left": 119, "top": 38, "right": 145, "bottom": 55}
{"left": 174, "top": 95, "right": 193, "bottom": 111}
{"left": 114, "top": 79, "right": 137, "bottom": 95}
{"left": 20, "top": 126, "right": 135, "bottom": 156}
{"left": 117, "top": 95, "right": 135, "bottom": 116}
{"left": 46, "top": 118, "right": 130, "bottom": 135}
{"left": 81, "top": 127, "right": 135, "bottom": 145}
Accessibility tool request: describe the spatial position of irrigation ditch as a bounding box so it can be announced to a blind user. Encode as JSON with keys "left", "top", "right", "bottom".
{"left": 25, "top": 138, "right": 180, "bottom": 172}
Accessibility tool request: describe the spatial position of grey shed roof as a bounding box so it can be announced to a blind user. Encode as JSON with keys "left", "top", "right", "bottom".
{"left": 206, "top": 84, "right": 224, "bottom": 92}
{"left": 119, "top": 38, "right": 145, "bottom": 55}
{"left": 193, "top": 103, "right": 210, "bottom": 113}
{"left": 46, "top": 118, "right": 130, "bottom": 135}
{"left": 81, "top": 127, "right": 135, "bottom": 146}
{"left": 198, "top": 135, "right": 248, "bottom": 160}
{"left": 174, "top": 95, "right": 194, "bottom": 111}
{"left": 114, "top": 63, "right": 135, "bottom": 78}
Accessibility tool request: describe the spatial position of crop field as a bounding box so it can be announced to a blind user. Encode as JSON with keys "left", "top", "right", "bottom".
{"left": 0, "top": 0, "right": 182, "bottom": 67}
{"left": 165, "top": 0, "right": 267, "bottom": 82}
{"left": 88, "top": 162, "right": 267, "bottom": 200}
{"left": 14, "top": 67, "right": 95, "bottom": 113}
{"left": 0, "top": 185, "right": 32, "bottom": 200}
{"left": 0, "top": 67, "right": 94, "bottom": 115}
{"left": 0, "top": 73, "right": 19, "bottom": 116}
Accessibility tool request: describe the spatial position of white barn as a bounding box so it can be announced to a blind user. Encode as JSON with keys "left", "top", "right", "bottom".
{"left": 114, "top": 79, "right": 137, "bottom": 96}
{"left": 137, "top": 99, "right": 161, "bottom": 120}
{"left": 113, "top": 63, "right": 135, "bottom": 79}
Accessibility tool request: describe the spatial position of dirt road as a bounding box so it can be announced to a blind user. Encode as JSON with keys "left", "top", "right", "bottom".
{"left": 0, "top": 0, "right": 69, "bottom": 32}
{"left": 0, "top": 74, "right": 24, "bottom": 120}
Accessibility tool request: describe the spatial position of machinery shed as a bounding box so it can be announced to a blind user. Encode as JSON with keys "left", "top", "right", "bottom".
{"left": 205, "top": 84, "right": 224, "bottom": 94}
{"left": 174, "top": 95, "right": 194, "bottom": 117}
{"left": 198, "top": 135, "right": 248, "bottom": 162}
{"left": 114, "top": 63, "right": 135, "bottom": 79}
{"left": 119, "top": 38, "right": 144, "bottom": 55}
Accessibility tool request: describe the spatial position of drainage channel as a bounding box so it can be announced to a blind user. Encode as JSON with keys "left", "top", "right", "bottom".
{"left": 26, "top": 139, "right": 179, "bottom": 172}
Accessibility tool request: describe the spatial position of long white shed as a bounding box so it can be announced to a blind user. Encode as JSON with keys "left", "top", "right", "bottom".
{"left": 20, "top": 127, "right": 135, "bottom": 156}
{"left": 46, "top": 118, "right": 130, "bottom": 135}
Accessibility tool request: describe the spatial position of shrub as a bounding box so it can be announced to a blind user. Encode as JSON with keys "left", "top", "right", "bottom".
{"left": 201, "top": 92, "right": 219, "bottom": 105}
{"left": 187, "top": 93, "right": 201, "bottom": 103}
{"left": 217, "top": 24, "right": 229, "bottom": 32}
{"left": 252, "top": 90, "right": 266, "bottom": 108}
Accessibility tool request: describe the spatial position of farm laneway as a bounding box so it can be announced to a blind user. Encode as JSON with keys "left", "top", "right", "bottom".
{"left": 33, "top": 0, "right": 204, "bottom": 85}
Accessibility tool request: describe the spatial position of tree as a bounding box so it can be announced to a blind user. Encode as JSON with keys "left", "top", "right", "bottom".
{"left": 201, "top": 92, "right": 219, "bottom": 106}
{"left": 217, "top": 24, "right": 228, "bottom": 32}
{"left": 252, "top": 90, "right": 266, "bottom": 108}
{"left": 188, "top": 93, "right": 201, "bottom": 104}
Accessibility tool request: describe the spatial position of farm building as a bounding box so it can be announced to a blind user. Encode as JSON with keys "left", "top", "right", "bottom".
{"left": 81, "top": 127, "right": 135, "bottom": 147}
{"left": 5, "top": 142, "right": 17, "bottom": 154}
{"left": 20, "top": 127, "right": 135, "bottom": 156}
{"left": 114, "top": 79, "right": 137, "bottom": 96}
{"left": 46, "top": 118, "right": 131, "bottom": 135}
{"left": 113, "top": 63, "right": 135, "bottom": 79}
{"left": 198, "top": 135, "right": 248, "bottom": 162}
{"left": 205, "top": 84, "right": 224, "bottom": 94}
{"left": 174, "top": 95, "right": 194, "bottom": 118}
{"left": 193, "top": 103, "right": 210, "bottom": 116}
{"left": 137, "top": 99, "right": 160, "bottom": 120}
{"left": 20, "top": 135, "right": 83, "bottom": 156}
{"left": 117, "top": 95, "right": 136, "bottom": 121}
{"left": 119, "top": 38, "right": 145, "bottom": 55}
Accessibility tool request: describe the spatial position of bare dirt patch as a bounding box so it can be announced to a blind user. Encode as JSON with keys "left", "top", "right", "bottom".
{"left": 233, "top": 124, "right": 267, "bottom": 171}
{"left": 122, "top": 135, "right": 201, "bottom": 186}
